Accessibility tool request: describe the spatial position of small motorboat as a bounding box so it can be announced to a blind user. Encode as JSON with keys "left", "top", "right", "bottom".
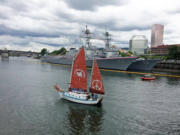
{"left": 141, "top": 74, "right": 156, "bottom": 80}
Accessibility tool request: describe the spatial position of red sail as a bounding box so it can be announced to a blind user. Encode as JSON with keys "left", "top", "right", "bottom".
{"left": 70, "top": 47, "right": 87, "bottom": 91}
{"left": 89, "top": 60, "right": 105, "bottom": 94}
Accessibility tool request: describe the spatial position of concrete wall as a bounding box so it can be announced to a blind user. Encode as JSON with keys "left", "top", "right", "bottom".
{"left": 154, "top": 60, "right": 180, "bottom": 70}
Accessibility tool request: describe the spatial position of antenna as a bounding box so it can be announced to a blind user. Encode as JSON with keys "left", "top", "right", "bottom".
{"left": 104, "top": 27, "right": 111, "bottom": 50}
{"left": 80, "top": 25, "right": 93, "bottom": 48}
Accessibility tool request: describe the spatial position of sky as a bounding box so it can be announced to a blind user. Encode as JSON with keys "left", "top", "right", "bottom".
{"left": 0, "top": 0, "right": 180, "bottom": 52}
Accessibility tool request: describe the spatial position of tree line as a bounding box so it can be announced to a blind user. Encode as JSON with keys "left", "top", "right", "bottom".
{"left": 40, "top": 47, "right": 67, "bottom": 56}
{"left": 168, "top": 46, "right": 180, "bottom": 60}
{"left": 40, "top": 46, "right": 180, "bottom": 60}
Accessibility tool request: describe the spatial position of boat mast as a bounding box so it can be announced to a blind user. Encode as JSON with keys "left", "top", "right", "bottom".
{"left": 89, "top": 57, "right": 95, "bottom": 93}
{"left": 69, "top": 53, "right": 75, "bottom": 90}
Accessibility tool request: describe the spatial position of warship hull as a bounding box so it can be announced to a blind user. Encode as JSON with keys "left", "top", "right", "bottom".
{"left": 41, "top": 56, "right": 137, "bottom": 71}
{"left": 127, "top": 59, "right": 160, "bottom": 71}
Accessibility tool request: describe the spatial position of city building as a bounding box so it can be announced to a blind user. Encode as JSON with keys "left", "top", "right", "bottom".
{"left": 151, "top": 44, "right": 180, "bottom": 55}
{"left": 151, "top": 45, "right": 169, "bottom": 55}
{"left": 151, "top": 24, "right": 164, "bottom": 47}
{"left": 129, "top": 35, "right": 148, "bottom": 55}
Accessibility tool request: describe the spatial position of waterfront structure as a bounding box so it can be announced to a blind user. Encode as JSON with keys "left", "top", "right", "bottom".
{"left": 129, "top": 35, "right": 148, "bottom": 55}
{"left": 151, "top": 24, "right": 164, "bottom": 47}
{"left": 0, "top": 49, "right": 40, "bottom": 57}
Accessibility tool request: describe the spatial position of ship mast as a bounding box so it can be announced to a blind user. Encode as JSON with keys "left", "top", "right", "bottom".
{"left": 81, "top": 25, "right": 93, "bottom": 48}
{"left": 104, "top": 29, "right": 111, "bottom": 50}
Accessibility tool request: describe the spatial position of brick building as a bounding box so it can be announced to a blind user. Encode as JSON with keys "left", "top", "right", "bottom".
{"left": 151, "top": 44, "right": 180, "bottom": 55}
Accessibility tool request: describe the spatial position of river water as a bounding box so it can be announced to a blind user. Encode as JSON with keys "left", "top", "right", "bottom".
{"left": 0, "top": 57, "right": 180, "bottom": 135}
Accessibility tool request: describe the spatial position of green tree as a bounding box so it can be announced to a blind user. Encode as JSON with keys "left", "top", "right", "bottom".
{"left": 59, "top": 47, "right": 67, "bottom": 55}
{"left": 128, "top": 51, "right": 133, "bottom": 55}
{"left": 40, "top": 48, "right": 48, "bottom": 56}
{"left": 119, "top": 51, "right": 129, "bottom": 57}
{"left": 50, "top": 47, "right": 67, "bottom": 55}
{"left": 168, "top": 46, "right": 180, "bottom": 60}
{"left": 177, "top": 46, "right": 180, "bottom": 60}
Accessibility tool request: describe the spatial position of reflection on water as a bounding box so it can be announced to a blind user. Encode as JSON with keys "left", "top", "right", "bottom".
{"left": 166, "top": 77, "right": 180, "bottom": 85}
{"left": 65, "top": 102, "right": 103, "bottom": 135}
{"left": 1, "top": 57, "right": 9, "bottom": 62}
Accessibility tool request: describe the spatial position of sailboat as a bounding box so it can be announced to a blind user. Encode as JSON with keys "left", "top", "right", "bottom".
{"left": 54, "top": 46, "right": 105, "bottom": 105}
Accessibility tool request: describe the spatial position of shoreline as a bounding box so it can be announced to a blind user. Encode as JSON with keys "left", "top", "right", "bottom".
{"left": 152, "top": 68, "right": 180, "bottom": 73}
{"left": 153, "top": 60, "right": 180, "bottom": 73}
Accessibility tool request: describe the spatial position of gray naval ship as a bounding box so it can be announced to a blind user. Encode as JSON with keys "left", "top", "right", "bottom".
{"left": 127, "top": 58, "right": 160, "bottom": 71}
{"left": 41, "top": 26, "right": 160, "bottom": 71}
{"left": 41, "top": 26, "right": 137, "bottom": 70}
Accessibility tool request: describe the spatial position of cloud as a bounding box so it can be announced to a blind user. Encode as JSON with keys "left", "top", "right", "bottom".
{"left": 0, "top": 24, "right": 61, "bottom": 38}
{"left": 0, "top": 42, "right": 60, "bottom": 52}
{"left": 0, "top": 0, "right": 180, "bottom": 52}
{"left": 63, "top": 0, "right": 125, "bottom": 11}
{"left": 0, "top": 35, "right": 74, "bottom": 52}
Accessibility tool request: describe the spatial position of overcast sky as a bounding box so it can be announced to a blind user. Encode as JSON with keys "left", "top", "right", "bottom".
{"left": 0, "top": 0, "right": 180, "bottom": 52}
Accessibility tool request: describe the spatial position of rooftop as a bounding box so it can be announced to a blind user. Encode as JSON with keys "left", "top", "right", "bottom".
{"left": 130, "top": 35, "right": 147, "bottom": 40}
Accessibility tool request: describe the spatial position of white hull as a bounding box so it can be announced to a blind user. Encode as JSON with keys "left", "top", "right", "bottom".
{"left": 58, "top": 92, "right": 103, "bottom": 105}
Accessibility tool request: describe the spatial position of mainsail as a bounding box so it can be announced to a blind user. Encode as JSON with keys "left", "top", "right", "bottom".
{"left": 70, "top": 47, "right": 87, "bottom": 91}
{"left": 89, "top": 60, "right": 105, "bottom": 94}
